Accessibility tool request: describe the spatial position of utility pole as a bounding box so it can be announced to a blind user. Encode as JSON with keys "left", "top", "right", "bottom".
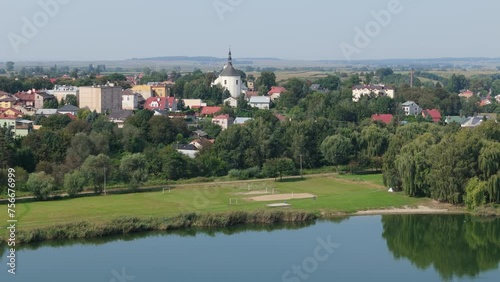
{"left": 103, "top": 167, "right": 106, "bottom": 195}
{"left": 300, "top": 154, "right": 303, "bottom": 178}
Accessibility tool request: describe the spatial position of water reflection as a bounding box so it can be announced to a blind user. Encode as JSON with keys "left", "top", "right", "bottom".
{"left": 0, "top": 220, "right": 323, "bottom": 256}
{"left": 381, "top": 215, "right": 500, "bottom": 281}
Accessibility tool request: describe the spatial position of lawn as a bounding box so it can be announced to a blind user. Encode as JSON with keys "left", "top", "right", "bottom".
{"left": 0, "top": 174, "right": 426, "bottom": 239}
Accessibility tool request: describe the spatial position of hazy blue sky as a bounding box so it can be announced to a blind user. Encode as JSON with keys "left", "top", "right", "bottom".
{"left": 1, "top": 0, "right": 498, "bottom": 61}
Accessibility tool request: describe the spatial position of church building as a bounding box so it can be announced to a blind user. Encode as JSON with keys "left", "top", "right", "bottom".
{"left": 212, "top": 49, "right": 242, "bottom": 98}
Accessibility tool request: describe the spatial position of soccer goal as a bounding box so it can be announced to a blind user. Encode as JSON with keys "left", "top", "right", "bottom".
{"left": 229, "top": 198, "right": 239, "bottom": 205}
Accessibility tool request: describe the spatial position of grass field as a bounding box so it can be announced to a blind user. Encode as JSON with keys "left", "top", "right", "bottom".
{"left": 0, "top": 174, "right": 428, "bottom": 239}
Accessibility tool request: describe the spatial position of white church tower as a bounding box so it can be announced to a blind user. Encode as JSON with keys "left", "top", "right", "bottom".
{"left": 212, "top": 49, "right": 242, "bottom": 98}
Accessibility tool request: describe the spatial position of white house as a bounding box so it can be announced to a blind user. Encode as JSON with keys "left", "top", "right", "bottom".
{"left": 352, "top": 84, "right": 395, "bottom": 102}
{"left": 212, "top": 114, "right": 234, "bottom": 130}
{"left": 182, "top": 99, "right": 207, "bottom": 109}
{"left": 212, "top": 49, "right": 242, "bottom": 98}
{"left": 122, "top": 91, "right": 139, "bottom": 110}
{"left": 402, "top": 101, "right": 421, "bottom": 116}
{"left": 249, "top": 96, "right": 271, "bottom": 110}
{"left": 224, "top": 97, "right": 238, "bottom": 108}
{"left": 268, "top": 86, "right": 286, "bottom": 102}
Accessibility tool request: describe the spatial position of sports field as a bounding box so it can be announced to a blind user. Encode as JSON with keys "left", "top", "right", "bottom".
{"left": 0, "top": 174, "right": 428, "bottom": 239}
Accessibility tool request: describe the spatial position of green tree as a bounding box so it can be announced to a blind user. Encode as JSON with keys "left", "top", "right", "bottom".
{"left": 65, "top": 133, "right": 95, "bottom": 169}
{"left": 80, "top": 154, "right": 111, "bottom": 194}
{"left": 40, "top": 114, "right": 72, "bottom": 130}
{"left": 64, "top": 169, "right": 87, "bottom": 197}
{"left": 465, "top": 177, "right": 487, "bottom": 209}
{"left": 26, "top": 172, "right": 55, "bottom": 200}
{"left": 320, "top": 134, "right": 354, "bottom": 167}
{"left": 120, "top": 153, "right": 148, "bottom": 191}
{"left": 255, "top": 71, "right": 276, "bottom": 92}
{"left": 66, "top": 95, "right": 78, "bottom": 106}
{"left": 262, "top": 158, "right": 296, "bottom": 181}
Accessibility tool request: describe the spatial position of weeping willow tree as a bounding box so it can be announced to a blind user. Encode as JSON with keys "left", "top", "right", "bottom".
{"left": 395, "top": 133, "right": 437, "bottom": 197}
{"left": 478, "top": 141, "right": 500, "bottom": 204}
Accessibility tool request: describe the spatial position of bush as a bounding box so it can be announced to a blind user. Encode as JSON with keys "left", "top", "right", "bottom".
{"left": 26, "top": 172, "right": 55, "bottom": 200}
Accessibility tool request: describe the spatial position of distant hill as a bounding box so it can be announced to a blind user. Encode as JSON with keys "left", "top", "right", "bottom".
{"left": 130, "top": 56, "right": 281, "bottom": 62}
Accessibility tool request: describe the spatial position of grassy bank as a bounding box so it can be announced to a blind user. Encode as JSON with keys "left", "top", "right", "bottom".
{"left": 0, "top": 174, "right": 431, "bottom": 241}
{"left": 13, "top": 210, "right": 317, "bottom": 244}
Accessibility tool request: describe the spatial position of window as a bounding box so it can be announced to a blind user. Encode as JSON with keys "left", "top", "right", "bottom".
{"left": 236, "top": 80, "right": 239, "bottom": 85}
{"left": 224, "top": 80, "right": 227, "bottom": 85}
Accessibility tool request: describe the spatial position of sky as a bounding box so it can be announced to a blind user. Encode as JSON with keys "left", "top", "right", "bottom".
{"left": 0, "top": 0, "right": 499, "bottom": 62}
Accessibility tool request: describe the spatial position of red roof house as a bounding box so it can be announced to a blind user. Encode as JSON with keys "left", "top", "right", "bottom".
{"left": 422, "top": 109, "right": 442, "bottom": 123}
{"left": 372, "top": 114, "right": 393, "bottom": 125}
{"left": 268, "top": 86, "right": 287, "bottom": 95}
{"left": 200, "top": 106, "right": 222, "bottom": 116}
{"left": 14, "top": 92, "right": 35, "bottom": 108}
{"left": 144, "top": 97, "right": 177, "bottom": 111}
{"left": 459, "top": 90, "right": 475, "bottom": 99}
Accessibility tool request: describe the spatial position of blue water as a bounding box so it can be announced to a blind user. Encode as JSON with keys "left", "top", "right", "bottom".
{"left": 1, "top": 215, "right": 499, "bottom": 282}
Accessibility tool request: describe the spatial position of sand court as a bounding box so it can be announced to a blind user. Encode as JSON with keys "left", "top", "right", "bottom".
{"left": 248, "top": 193, "right": 316, "bottom": 202}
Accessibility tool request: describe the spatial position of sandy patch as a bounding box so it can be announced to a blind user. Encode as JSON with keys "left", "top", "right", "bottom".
{"left": 355, "top": 205, "right": 458, "bottom": 215}
{"left": 237, "top": 190, "right": 270, "bottom": 196}
{"left": 248, "top": 193, "right": 316, "bottom": 202}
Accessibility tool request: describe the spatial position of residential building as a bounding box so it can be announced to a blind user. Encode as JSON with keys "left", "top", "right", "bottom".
{"left": 234, "top": 117, "right": 253, "bottom": 125}
{"left": 459, "top": 90, "right": 475, "bottom": 99}
{"left": 183, "top": 99, "right": 207, "bottom": 109}
{"left": 35, "top": 109, "right": 58, "bottom": 117}
{"left": 14, "top": 92, "right": 35, "bottom": 109}
{"left": 212, "top": 49, "right": 242, "bottom": 98}
{"left": 372, "top": 114, "right": 393, "bottom": 125}
{"left": 224, "top": 97, "right": 238, "bottom": 108}
{"left": 352, "top": 84, "right": 395, "bottom": 102}
{"left": 268, "top": 86, "right": 287, "bottom": 101}
{"left": 173, "top": 144, "right": 198, "bottom": 159}
{"left": 422, "top": 109, "right": 442, "bottom": 123}
{"left": 131, "top": 85, "right": 154, "bottom": 99}
{"left": 34, "top": 92, "right": 56, "bottom": 109}
{"left": 0, "top": 95, "right": 16, "bottom": 109}
{"left": 0, "top": 108, "right": 23, "bottom": 118}
{"left": 144, "top": 97, "right": 177, "bottom": 112}
{"left": 249, "top": 96, "right": 271, "bottom": 110}
{"left": 107, "top": 110, "right": 133, "bottom": 128}
{"left": 445, "top": 116, "right": 467, "bottom": 125}
{"left": 79, "top": 86, "right": 122, "bottom": 114}
{"left": 496, "top": 95, "right": 500, "bottom": 103}
{"left": 57, "top": 105, "right": 80, "bottom": 116}
{"left": 212, "top": 114, "right": 234, "bottom": 130}
{"left": 200, "top": 106, "right": 222, "bottom": 116}
{"left": 149, "top": 83, "right": 170, "bottom": 98}
{"left": 122, "top": 90, "right": 139, "bottom": 110}
{"left": 479, "top": 97, "right": 492, "bottom": 107}
{"left": 46, "top": 85, "right": 79, "bottom": 103}
{"left": 402, "top": 101, "right": 421, "bottom": 116}
{"left": 0, "top": 117, "right": 33, "bottom": 137}
{"left": 190, "top": 139, "right": 214, "bottom": 150}
{"left": 461, "top": 116, "right": 489, "bottom": 128}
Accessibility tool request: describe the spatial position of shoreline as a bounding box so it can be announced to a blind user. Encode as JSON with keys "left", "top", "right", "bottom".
{"left": 3, "top": 206, "right": 494, "bottom": 245}
{"left": 353, "top": 205, "right": 468, "bottom": 216}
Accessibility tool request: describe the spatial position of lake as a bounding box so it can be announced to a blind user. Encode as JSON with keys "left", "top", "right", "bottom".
{"left": 1, "top": 215, "right": 499, "bottom": 282}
